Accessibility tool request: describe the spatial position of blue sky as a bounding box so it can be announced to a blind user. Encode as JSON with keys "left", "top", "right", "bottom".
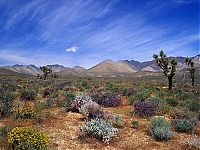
{"left": 0, "top": 0, "right": 199, "bottom": 68}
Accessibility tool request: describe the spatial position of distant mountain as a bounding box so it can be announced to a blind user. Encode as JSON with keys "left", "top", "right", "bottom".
{"left": 46, "top": 64, "right": 66, "bottom": 72}
{"left": 141, "top": 66, "right": 156, "bottom": 72}
{"left": 122, "top": 60, "right": 144, "bottom": 71}
{"left": 192, "top": 54, "right": 200, "bottom": 66}
{"left": 88, "top": 59, "right": 137, "bottom": 77}
{"left": 1, "top": 54, "right": 199, "bottom": 77}
{"left": 4, "top": 64, "right": 42, "bottom": 75}
{"left": 124, "top": 55, "right": 199, "bottom": 72}
{"left": 0, "top": 68, "right": 22, "bottom": 76}
{"left": 73, "top": 66, "right": 87, "bottom": 73}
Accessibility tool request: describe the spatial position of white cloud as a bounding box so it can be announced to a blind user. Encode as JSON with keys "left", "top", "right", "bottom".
{"left": 65, "top": 46, "right": 79, "bottom": 52}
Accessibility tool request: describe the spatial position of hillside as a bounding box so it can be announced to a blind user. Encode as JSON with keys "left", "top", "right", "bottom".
{"left": 88, "top": 59, "right": 137, "bottom": 77}
{"left": 1, "top": 54, "right": 199, "bottom": 77}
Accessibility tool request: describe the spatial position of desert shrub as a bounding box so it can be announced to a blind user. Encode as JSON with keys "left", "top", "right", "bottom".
{"left": 131, "top": 120, "right": 139, "bottom": 128}
{"left": 0, "top": 91, "right": 14, "bottom": 117}
{"left": 2, "top": 83, "right": 16, "bottom": 92}
{"left": 146, "top": 97, "right": 171, "bottom": 115}
{"left": 80, "top": 118, "right": 118, "bottom": 144}
{"left": 179, "top": 91, "right": 197, "bottom": 101}
{"left": 133, "top": 101, "right": 157, "bottom": 117}
{"left": 98, "top": 93, "right": 121, "bottom": 107}
{"left": 122, "top": 88, "right": 137, "bottom": 96}
{"left": 81, "top": 81, "right": 90, "bottom": 89}
{"left": 20, "top": 89, "right": 36, "bottom": 101}
{"left": 42, "top": 88, "right": 53, "bottom": 98}
{"left": 170, "top": 108, "right": 196, "bottom": 120}
{"left": 149, "top": 117, "right": 174, "bottom": 141}
{"left": 53, "top": 82, "right": 68, "bottom": 91}
{"left": 146, "top": 97, "right": 166, "bottom": 106}
{"left": 74, "top": 94, "right": 93, "bottom": 110}
{"left": 8, "top": 126, "right": 48, "bottom": 150}
{"left": 79, "top": 101, "right": 105, "bottom": 119}
{"left": 59, "top": 92, "right": 75, "bottom": 111}
{"left": 172, "top": 118, "right": 197, "bottom": 132}
{"left": 0, "top": 126, "right": 9, "bottom": 140}
{"left": 156, "top": 90, "right": 172, "bottom": 98}
{"left": 44, "top": 92, "right": 59, "bottom": 108}
{"left": 12, "top": 107, "right": 36, "bottom": 119}
{"left": 159, "top": 105, "right": 172, "bottom": 115}
{"left": 186, "top": 99, "right": 200, "bottom": 112}
{"left": 107, "top": 114, "right": 125, "bottom": 128}
{"left": 45, "top": 98, "right": 55, "bottom": 108}
{"left": 34, "top": 101, "right": 46, "bottom": 122}
{"left": 167, "top": 98, "right": 178, "bottom": 107}
{"left": 129, "top": 90, "right": 150, "bottom": 104}
{"left": 90, "top": 92, "right": 103, "bottom": 103}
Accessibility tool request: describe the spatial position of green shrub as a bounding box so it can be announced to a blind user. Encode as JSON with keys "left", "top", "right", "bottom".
{"left": 80, "top": 118, "right": 118, "bottom": 144}
{"left": 2, "top": 83, "right": 16, "bottom": 92}
{"left": 129, "top": 90, "right": 150, "bottom": 104}
{"left": 8, "top": 126, "right": 48, "bottom": 150}
{"left": 122, "top": 88, "right": 137, "bottom": 96}
{"left": 173, "top": 119, "right": 197, "bottom": 132}
{"left": 149, "top": 117, "right": 174, "bottom": 141}
{"left": 179, "top": 91, "right": 197, "bottom": 101}
{"left": 186, "top": 99, "right": 200, "bottom": 112}
{"left": 20, "top": 89, "right": 36, "bottom": 101}
{"left": 146, "top": 97, "right": 171, "bottom": 115}
{"left": 59, "top": 92, "right": 75, "bottom": 111}
{"left": 146, "top": 97, "right": 166, "bottom": 106}
{"left": 34, "top": 101, "right": 46, "bottom": 122}
{"left": 0, "top": 91, "right": 14, "bottom": 117}
{"left": 156, "top": 90, "right": 173, "bottom": 99}
{"left": 170, "top": 108, "right": 196, "bottom": 120}
{"left": 0, "top": 126, "right": 9, "bottom": 140}
{"left": 159, "top": 105, "right": 172, "bottom": 115}
{"left": 45, "top": 98, "right": 54, "bottom": 108}
{"left": 107, "top": 114, "right": 125, "bottom": 128}
{"left": 131, "top": 120, "right": 139, "bottom": 128}
{"left": 167, "top": 98, "right": 178, "bottom": 107}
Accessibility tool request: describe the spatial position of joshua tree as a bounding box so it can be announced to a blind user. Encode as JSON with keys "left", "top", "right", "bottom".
{"left": 40, "top": 66, "right": 52, "bottom": 80}
{"left": 185, "top": 57, "right": 195, "bottom": 86}
{"left": 153, "top": 50, "right": 177, "bottom": 90}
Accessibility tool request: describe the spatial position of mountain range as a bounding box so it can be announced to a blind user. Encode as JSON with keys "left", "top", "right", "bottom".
{"left": 1, "top": 55, "right": 199, "bottom": 77}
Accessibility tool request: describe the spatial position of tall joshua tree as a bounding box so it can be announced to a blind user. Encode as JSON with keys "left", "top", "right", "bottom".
{"left": 153, "top": 50, "right": 177, "bottom": 90}
{"left": 40, "top": 66, "right": 52, "bottom": 80}
{"left": 185, "top": 57, "right": 195, "bottom": 86}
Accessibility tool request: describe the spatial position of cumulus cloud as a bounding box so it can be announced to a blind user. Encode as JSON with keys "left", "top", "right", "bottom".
{"left": 65, "top": 46, "right": 79, "bottom": 52}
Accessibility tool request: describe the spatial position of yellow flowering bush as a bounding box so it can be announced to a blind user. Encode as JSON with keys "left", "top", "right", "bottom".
{"left": 12, "top": 107, "right": 36, "bottom": 119}
{"left": 8, "top": 126, "right": 48, "bottom": 150}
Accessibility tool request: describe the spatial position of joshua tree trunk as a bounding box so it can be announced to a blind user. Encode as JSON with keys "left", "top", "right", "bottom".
{"left": 192, "top": 78, "right": 194, "bottom": 86}
{"left": 44, "top": 74, "right": 47, "bottom": 80}
{"left": 168, "top": 76, "right": 173, "bottom": 90}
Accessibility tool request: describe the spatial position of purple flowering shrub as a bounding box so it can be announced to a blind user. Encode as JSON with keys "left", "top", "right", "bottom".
{"left": 98, "top": 93, "right": 121, "bottom": 107}
{"left": 133, "top": 101, "right": 157, "bottom": 117}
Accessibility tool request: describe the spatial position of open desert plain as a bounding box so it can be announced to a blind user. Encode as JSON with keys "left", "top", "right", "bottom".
{"left": 0, "top": 0, "right": 199, "bottom": 149}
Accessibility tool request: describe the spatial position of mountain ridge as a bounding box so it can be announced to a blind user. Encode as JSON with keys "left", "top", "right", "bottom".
{"left": 1, "top": 54, "right": 199, "bottom": 77}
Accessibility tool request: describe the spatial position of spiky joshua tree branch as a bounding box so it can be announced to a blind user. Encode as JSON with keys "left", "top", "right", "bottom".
{"left": 40, "top": 66, "right": 52, "bottom": 80}
{"left": 153, "top": 50, "right": 177, "bottom": 90}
